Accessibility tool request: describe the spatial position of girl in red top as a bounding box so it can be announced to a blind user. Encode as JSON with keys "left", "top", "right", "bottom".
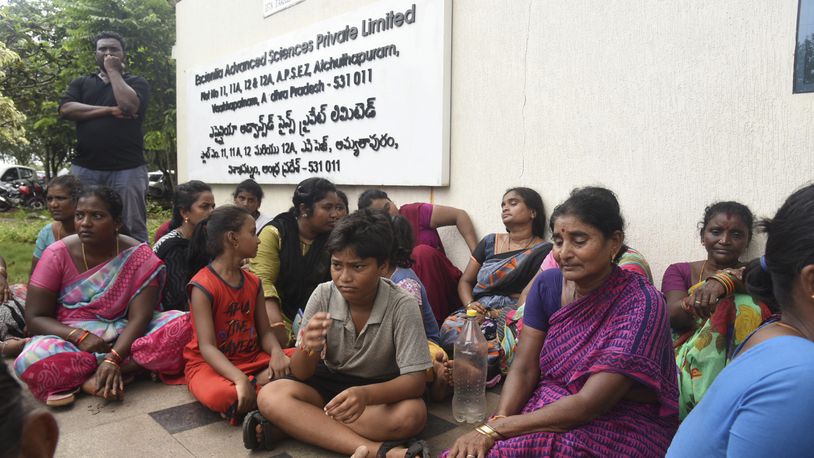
{"left": 184, "top": 205, "right": 290, "bottom": 424}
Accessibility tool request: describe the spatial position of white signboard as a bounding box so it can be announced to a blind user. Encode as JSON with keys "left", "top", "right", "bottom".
{"left": 263, "top": 0, "right": 305, "bottom": 18}
{"left": 186, "top": 0, "right": 451, "bottom": 185}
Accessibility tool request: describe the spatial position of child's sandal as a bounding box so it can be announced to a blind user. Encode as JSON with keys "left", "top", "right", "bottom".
{"left": 376, "top": 441, "right": 402, "bottom": 458}
{"left": 404, "top": 439, "right": 430, "bottom": 458}
{"left": 376, "top": 438, "right": 430, "bottom": 458}
{"left": 242, "top": 410, "right": 275, "bottom": 450}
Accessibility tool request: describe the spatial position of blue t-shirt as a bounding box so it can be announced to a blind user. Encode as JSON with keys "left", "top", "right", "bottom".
{"left": 33, "top": 223, "right": 56, "bottom": 259}
{"left": 667, "top": 336, "right": 814, "bottom": 457}
{"left": 390, "top": 267, "right": 440, "bottom": 344}
{"left": 523, "top": 268, "right": 563, "bottom": 332}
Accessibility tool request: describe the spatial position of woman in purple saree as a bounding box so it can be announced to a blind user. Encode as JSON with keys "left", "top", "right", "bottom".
{"left": 446, "top": 187, "right": 678, "bottom": 458}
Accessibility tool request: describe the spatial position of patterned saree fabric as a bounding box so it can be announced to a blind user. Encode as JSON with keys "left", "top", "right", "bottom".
{"left": 15, "top": 242, "right": 191, "bottom": 401}
{"left": 479, "top": 268, "right": 678, "bottom": 457}
{"left": 673, "top": 280, "right": 772, "bottom": 419}
{"left": 439, "top": 234, "right": 551, "bottom": 377}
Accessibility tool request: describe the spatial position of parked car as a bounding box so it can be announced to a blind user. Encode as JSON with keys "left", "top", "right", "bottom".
{"left": 0, "top": 164, "right": 40, "bottom": 185}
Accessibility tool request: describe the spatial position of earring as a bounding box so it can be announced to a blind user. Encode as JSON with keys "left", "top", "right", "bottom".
{"left": 184, "top": 217, "right": 189, "bottom": 223}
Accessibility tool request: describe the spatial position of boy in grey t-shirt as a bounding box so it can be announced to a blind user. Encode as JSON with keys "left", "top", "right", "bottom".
{"left": 248, "top": 209, "right": 432, "bottom": 457}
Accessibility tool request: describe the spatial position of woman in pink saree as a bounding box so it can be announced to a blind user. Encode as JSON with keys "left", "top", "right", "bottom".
{"left": 15, "top": 186, "right": 191, "bottom": 406}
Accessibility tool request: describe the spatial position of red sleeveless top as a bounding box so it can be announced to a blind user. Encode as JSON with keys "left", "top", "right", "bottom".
{"left": 184, "top": 266, "right": 265, "bottom": 370}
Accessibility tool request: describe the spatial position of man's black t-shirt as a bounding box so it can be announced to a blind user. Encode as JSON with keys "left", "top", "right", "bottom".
{"left": 59, "top": 74, "right": 150, "bottom": 170}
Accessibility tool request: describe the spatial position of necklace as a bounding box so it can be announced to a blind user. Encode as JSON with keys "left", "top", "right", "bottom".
{"left": 507, "top": 234, "right": 536, "bottom": 251}
{"left": 81, "top": 237, "right": 120, "bottom": 271}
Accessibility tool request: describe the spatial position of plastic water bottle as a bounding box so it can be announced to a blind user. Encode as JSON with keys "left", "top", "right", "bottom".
{"left": 452, "top": 309, "right": 488, "bottom": 423}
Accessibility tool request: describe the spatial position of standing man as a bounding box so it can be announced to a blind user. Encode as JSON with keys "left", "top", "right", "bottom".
{"left": 59, "top": 31, "right": 150, "bottom": 242}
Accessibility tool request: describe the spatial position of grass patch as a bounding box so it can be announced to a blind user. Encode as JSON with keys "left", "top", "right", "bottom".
{"left": 0, "top": 208, "right": 172, "bottom": 285}
{"left": 0, "top": 241, "right": 35, "bottom": 284}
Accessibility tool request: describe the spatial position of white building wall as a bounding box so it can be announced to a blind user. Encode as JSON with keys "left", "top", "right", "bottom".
{"left": 176, "top": 0, "right": 814, "bottom": 286}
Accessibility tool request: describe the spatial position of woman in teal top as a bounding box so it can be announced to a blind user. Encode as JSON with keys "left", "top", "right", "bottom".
{"left": 668, "top": 184, "right": 814, "bottom": 457}
{"left": 1, "top": 175, "right": 82, "bottom": 358}
{"left": 31, "top": 175, "right": 82, "bottom": 273}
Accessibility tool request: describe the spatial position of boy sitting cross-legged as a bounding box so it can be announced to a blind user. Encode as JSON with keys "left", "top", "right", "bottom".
{"left": 244, "top": 209, "right": 432, "bottom": 457}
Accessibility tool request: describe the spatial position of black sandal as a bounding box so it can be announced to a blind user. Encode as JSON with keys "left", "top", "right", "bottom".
{"left": 242, "top": 410, "right": 275, "bottom": 450}
{"left": 376, "top": 441, "right": 402, "bottom": 458}
{"left": 404, "top": 439, "right": 430, "bottom": 458}
{"left": 376, "top": 438, "right": 430, "bottom": 458}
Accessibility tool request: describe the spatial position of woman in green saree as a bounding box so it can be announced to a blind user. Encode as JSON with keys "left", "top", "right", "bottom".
{"left": 663, "top": 201, "right": 772, "bottom": 419}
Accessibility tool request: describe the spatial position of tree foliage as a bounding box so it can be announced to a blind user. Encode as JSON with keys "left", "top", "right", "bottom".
{"left": 0, "top": 30, "right": 27, "bottom": 150}
{"left": 0, "top": 0, "right": 176, "bottom": 180}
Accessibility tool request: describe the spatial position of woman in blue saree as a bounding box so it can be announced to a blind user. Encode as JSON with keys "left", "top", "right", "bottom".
{"left": 439, "top": 187, "right": 551, "bottom": 378}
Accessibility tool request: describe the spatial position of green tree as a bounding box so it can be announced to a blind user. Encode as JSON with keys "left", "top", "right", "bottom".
{"left": 0, "top": 0, "right": 177, "bottom": 181}
{"left": 0, "top": 37, "right": 27, "bottom": 152}
{"left": 1, "top": 0, "right": 88, "bottom": 175}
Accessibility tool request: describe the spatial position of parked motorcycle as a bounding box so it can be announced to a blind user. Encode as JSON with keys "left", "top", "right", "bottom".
{"left": 0, "top": 179, "right": 46, "bottom": 210}
{"left": 0, "top": 187, "right": 12, "bottom": 212}
{"left": 17, "top": 179, "right": 46, "bottom": 210}
{"left": 0, "top": 181, "right": 21, "bottom": 209}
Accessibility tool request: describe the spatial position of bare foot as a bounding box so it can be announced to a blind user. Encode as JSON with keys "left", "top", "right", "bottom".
{"left": 255, "top": 421, "right": 284, "bottom": 448}
{"left": 430, "top": 353, "right": 453, "bottom": 402}
{"left": 385, "top": 447, "right": 409, "bottom": 458}
{"left": 351, "top": 445, "right": 370, "bottom": 458}
{"left": 81, "top": 377, "right": 123, "bottom": 401}
{"left": 1, "top": 337, "right": 27, "bottom": 358}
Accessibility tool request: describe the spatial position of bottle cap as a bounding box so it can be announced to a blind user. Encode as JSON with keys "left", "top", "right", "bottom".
{"left": 466, "top": 309, "right": 478, "bottom": 317}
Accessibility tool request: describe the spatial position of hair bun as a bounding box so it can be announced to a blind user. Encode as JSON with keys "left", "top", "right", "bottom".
{"left": 744, "top": 258, "right": 778, "bottom": 312}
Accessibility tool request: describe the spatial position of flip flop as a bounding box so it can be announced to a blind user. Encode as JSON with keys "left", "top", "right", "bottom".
{"left": 404, "top": 439, "right": 430, "bottom": 458}
{"left": 242, "top": 410, "right": 275, "bottom": 450}
{"left": 46, "top": 387, "right": 80, "bottom": 407}
{"left": 376, "top": 440, "right": 402, "bottom": 458}
{"left": 376, "top": 438, "right": 430, "bottom": 458}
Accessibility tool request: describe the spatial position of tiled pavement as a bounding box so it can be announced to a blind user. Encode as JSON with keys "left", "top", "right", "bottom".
{"left": 16, "top": 364, "right": 503, "bottom": 458}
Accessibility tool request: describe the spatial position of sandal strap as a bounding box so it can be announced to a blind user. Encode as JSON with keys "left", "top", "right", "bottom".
{"left": 376, "top": 440, "right": 403, "bottom": 458}
{"left": 405, "top": 439, "right": 430, "bottom": 458}
{"left": 241, "top": 410, "right": 262, "bottom": 450}
{"left": 260, "top": 416, "right": 275, "bottom": 449}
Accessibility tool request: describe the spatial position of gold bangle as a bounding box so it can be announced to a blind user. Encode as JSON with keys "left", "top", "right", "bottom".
{"left": 475, "top": 423, "right": 505, "bottom": 441}
{"left": 66, "top": 328, "right": 81, "bottom": 342}
{"left": 270, "top": 321, "right": 286, "bottom": 329}
{"left": 102, "top": 359, "right": 120, "bottom": 369}
{"left": 707, "top": 274, "right": 735, "bottom": 296}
